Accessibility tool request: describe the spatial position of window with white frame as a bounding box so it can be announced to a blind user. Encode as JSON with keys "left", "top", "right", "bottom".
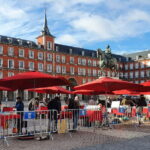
{"left": 146, "top": 61, "right": 150, "bottom": 68}
{"left": 98, "top": 70, "right": 101, "bottom": 76}
{"left": 140, "top": 80, "right": 145, "bottom": 83}
{"left": 78, "top": 68, "right": 81, "bottom": 75}
{"left": 119, "top": 72, "right": 123, "bottom": 78}
{"left": 56, "top": 46, "right": 59, "bottom": 52}
{"left": 78, "top": 58, "right": 81, "bottom": 65}
{"left": 82, "top": 59, "right": 86, "bottom": 66}
{"left": 125, "top": 72, "right": 128, "bottom": 79}
{"left": 120, "top": 64, "right": 123, "bottom": 69}
{"left": 93, "top": 61, "right": 96, "bottom": 67}
{"left": 70, "top": 57, "right": 74, "bottom": 64}
{"left": 47, "top": 64, "right": 52, "bottom": 72}
{"left": 0, "top": 59, "right": 3, "bottom": 68}
{"left": 29, "top": 62, "right": 34, "bottom": 71}
{"left": 88, "top": 60, "right": 91, "bottom": 66}
{"left": 82, "top": 78, "right": 86, "bottom": 84}
{"left": 82, "top": 68, "right": 86, "bottom": 76}
{"left": 8, "top": 59, "right": 14, "bottom": 69}
{"left": 140, "top": 62, "right": 145, "bottom": 68}
{"left": 62, "top": 56, "right": 66, "bottom": 63}
{"left": 62, "top": 66, "right": 66, "bottom": 74}
{"left": 82, "top": 51, "right": 85, "bottom": 56}
{"left": 125, "top": 64, "right": 128, "bottom": 70}
{"left": 70, "top": 67, "right": 74, "bottom": 75}
{"left": 29, "top": 50, "right": 34, "bottom": 59}
{"left": 135, "top": 81, "right": 139, "bottom": 84}
{"left": 47, "top": 53, "right": 52, "bottom": 61}
{"left": 130, "top": 72, "right": 133, "bottom": 78}
{"left": 0, "top": 46, "right": 3, "bottom": 54}
{"left": 47, "top": 41, "right": 52, "bottom": 50}
{"left": 140, "top": 71, "right": 145, "bottom": 78}
{"left": 93, "top": 69, "right": 97, "bottom": 76}
{"left": 135, "top": 62, "right": 139, "bottom": 69}
{"left": 135, "top": 71, "right": 139, "bottom": 78}
{"left": 56, "top": 65, "right": 61, "bottom": 73}
{"left": 69, "top": 48, "right": 72, "bottom": 54}
{"left": 38, "top": 63, "right": 43, "bottom": 71}
{"left": 107, "top": 71, "right": 110, "bottom": 77}
{"left": 19, "top": 61, "right": 24, "bottom": 69}
{"left": 88, "top": 69, "right": 91, "bottom": 76}
{"left": 8, "top": 72, "right": 14, "bottom": 77}
{"left": 130, "top": 63, "right": 133, "bottom": 70}
{"left": 8, "top": 47, "right": 14, "bottom": 56}
{"left": 0, "top": 72, "right": 3, "bottom": 78}
{"left": 38, "top": 52, "right": 43, "bottom": 60}
{"left": 19, "top": 49, "right": 24, "bottom": 57}
{"left": 56, "top": 55, "right": 60, "bottom": 63}
{"left": 146, "top": 70, "right": 150, "bottom": 77}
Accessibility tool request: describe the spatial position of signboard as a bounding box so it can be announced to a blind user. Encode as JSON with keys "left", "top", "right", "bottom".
{"left": 111, "top": 101, "right": 120, "bottom": 108}
{"left": 24, "top": 112, "right": 36, "bottom": 119}
{"left": 79, "top": 109, "right": 86, "bottom": 116}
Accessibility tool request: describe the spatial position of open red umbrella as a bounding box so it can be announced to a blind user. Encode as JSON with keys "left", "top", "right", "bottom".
{"left": 0, "top": 86, "right": 14, "bottom": 91}
{"left": 0, "top": 71, "right": 69, "bottom": 90}
{"left": 74, "top": 77, "right": 142, "bottom": 92}
{"left": 73, "top": 90, "right": 113, "bottom": 95}
{"left": 113, "top": 89, "right": 139, "bottom": 95}
{"left": 28, "top": 86, "right": 72, "bottom": 94}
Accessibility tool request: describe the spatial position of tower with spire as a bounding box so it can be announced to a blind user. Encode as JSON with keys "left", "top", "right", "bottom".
{"left": 36, "top": 10, "right": 55, "bottom": 50}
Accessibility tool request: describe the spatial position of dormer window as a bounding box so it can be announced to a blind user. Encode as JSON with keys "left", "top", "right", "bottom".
{"left": 7, "top": 38, "right": 12, "bottom": 44}
{"left": 69, "top": 48, "right": 72, "bottom": 54}
{"left": 27, "top": 41, "right": 32, "bottom": 48}
{"left": 47, "top": 41, "right": 52, "bottom": 50}
{"left": 18, "top": 39, "right": 22, "bottom": 45}
{"left": 82, "top": 51, "right": 85, "bottom": 56}
{"left": 92, "top": 52, "right": 95, "bottom": 57}
{"left": 0, "top": 36, "right": 1, "bottom": 42}
{"left": 56, "top": 46, "right": 59, "bottom": 52}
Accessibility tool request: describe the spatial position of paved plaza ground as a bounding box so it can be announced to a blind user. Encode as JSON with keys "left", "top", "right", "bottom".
{"left": 1, "top": 125, "right": 150, "bottom": 150}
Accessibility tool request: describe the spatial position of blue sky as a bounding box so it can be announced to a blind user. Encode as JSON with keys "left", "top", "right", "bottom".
{"left": 1, "top": 0, "right": 150, "bottom": 54}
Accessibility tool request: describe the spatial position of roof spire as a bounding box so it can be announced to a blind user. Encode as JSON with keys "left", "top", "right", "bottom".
{"left": 42, "top": 9, "right": 54, "bottom": 37}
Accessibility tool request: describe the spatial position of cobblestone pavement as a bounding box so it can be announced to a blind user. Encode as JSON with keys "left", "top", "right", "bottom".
{"left": 1, "top": 125, "right": 150, "bottom": 150}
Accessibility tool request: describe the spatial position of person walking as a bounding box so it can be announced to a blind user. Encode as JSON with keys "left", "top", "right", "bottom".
{"left": 15, "top": 97, "right": 24, "bottom": 134}
{"left": 68, "top": 96, "right": 80, "bottom": 131}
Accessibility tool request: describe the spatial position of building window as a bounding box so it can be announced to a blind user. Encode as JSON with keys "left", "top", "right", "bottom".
{"left": 146, "top": 70, "right": 150, "bottom": 77}
{"left": 88, "top": 78, "right": 91, "bottom": 82}
{"left": 119, "top": 72, "right": 123, "bottom": 78}
{"left": 93, "top": 61, "right": 96, "bottom": 67}
{"left": 135, "top": 71, "right": 139, "bottom": 78}
{"left": 88, "top": 69, "right": 91, "bottom": 76}
{"left": 82, "top": 78, "right": 86, "bottom": 84}
{"left": 19, "top": 49, "right": 24, "bottom": 57}
{"left": 38, "top": 63, "right": 43, "bottom": 72}
{"left": 82, "top": 51, "right": 85, "bottom": 56}
{"left": 8, "top": 47, "right": 14, "bottom": 56}
{"left": 78, "top": 68, "right": 81, "bottom": 75}
{"left": 125, "top": 64, "right": 128, "bottom": 70}
{"left": 125, "top": 72, "right": 128, "bottom": 79}
{"left": 130, "top": 63, "right": 133, "bottom": 70}
{"left": 38, "top": 52, "right": 43, "bottom": 60}
{"left": 70, "top": 67, "right": 74, "bottom": 75}
{"left": 135, "top": 62, "right": 139, "bottom": 69}
{"left": 47, "top": 53, "right": 52, "bottom": 61}
{"left": 8, "top": 72, "right": 14, "bottom": 77}
{"left": 0, "top": 72, "right": 3, "bottom": 79}
{"left": 69, "top": 48, "right": 72, "bottom": 54}
{"left": 107, "top": 71, "right": 110, "bottom": 77}
{"left": 0, "top": 59, "right": 3, "bottom": 68}
{"left": 140, "top": 71, "right": 145, "bottom": 78}
{"left": 140, "top": 62, "right": 145, "bottom": 68}
{"left": 98, "top": 70, "right": 101, "bottom": 76}
{"left": 62, "top": 56, "right": 66, "bottom": 63}
{"left": 78, "top": 58, "right": 81, "bottom": 65}
{"left": 130, "top": 72, "right": 133, "bottom": 78}
{"left": 0, "top": 46, "right": 3, "bottom": 54}
{"left": 93, "top": 70, "right": 97, "bottom": 76}
{"left": 19, "top": 61, "right": 24, "bottom": 70}
{"left": 29, "top": 62, "right": 34, "bottom": 71}
{"left": 56, "top": 46, "right": 59, "bottom": 52}
{"left": 47, "top": 64, "right": 52, "bottom": 72}
{"left": 70, "top": 57, "right": 74, "bottom": 64}
{"left": 56, "top": 55, "right": 60, "bottom": 63}
{"left": 8, "top": 59, "right": 14, "bottom": 69}
{"left": 62, "top": 66, "right": 66, "bottom": 74}
{"left": 56, "top": 65, "right": 61, "bottom": 73}
{"left": 29, "top": 50, "right": 34, "bottom": 59}
{"left": 88, "top": 60, "right": 91, "bottom": 66}
{"left": 47, "top": 41, "right": 52, "bottom": 50}
{"left": 135, "top": 81, "right": 139, "bottom": 84}
{"left": 82, "top": 59, "right": 86, "bottom": 66}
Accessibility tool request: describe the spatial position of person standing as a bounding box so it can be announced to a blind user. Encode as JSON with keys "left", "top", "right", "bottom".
{"left": 15, "top": 97, "right": 24, "bottom": 134}
{"left": 68, "top": 96, "right": 80, "bottom": 131}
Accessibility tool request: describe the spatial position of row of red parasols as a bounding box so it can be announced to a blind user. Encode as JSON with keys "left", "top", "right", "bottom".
{"left": 0, "top": 71, "right": 150, "bottom": 95}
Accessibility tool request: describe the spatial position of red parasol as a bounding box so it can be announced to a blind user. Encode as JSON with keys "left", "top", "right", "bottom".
{"left": 0, "top": 86, "right": 14, "bottom": 91}
{"left": 73, "top": 90, "right": 113, "bottom": 95}
{"left": 0, "top": 71, "right": 69, "bottom": 90}
{"left": 113, "top": 89, "right": 139, "bottom": 95}
{"left": 74, "top": 77, "right": 142, "bottom": 92}
{"left": 28, "top": 86, "right": 72, "bottom": 94}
